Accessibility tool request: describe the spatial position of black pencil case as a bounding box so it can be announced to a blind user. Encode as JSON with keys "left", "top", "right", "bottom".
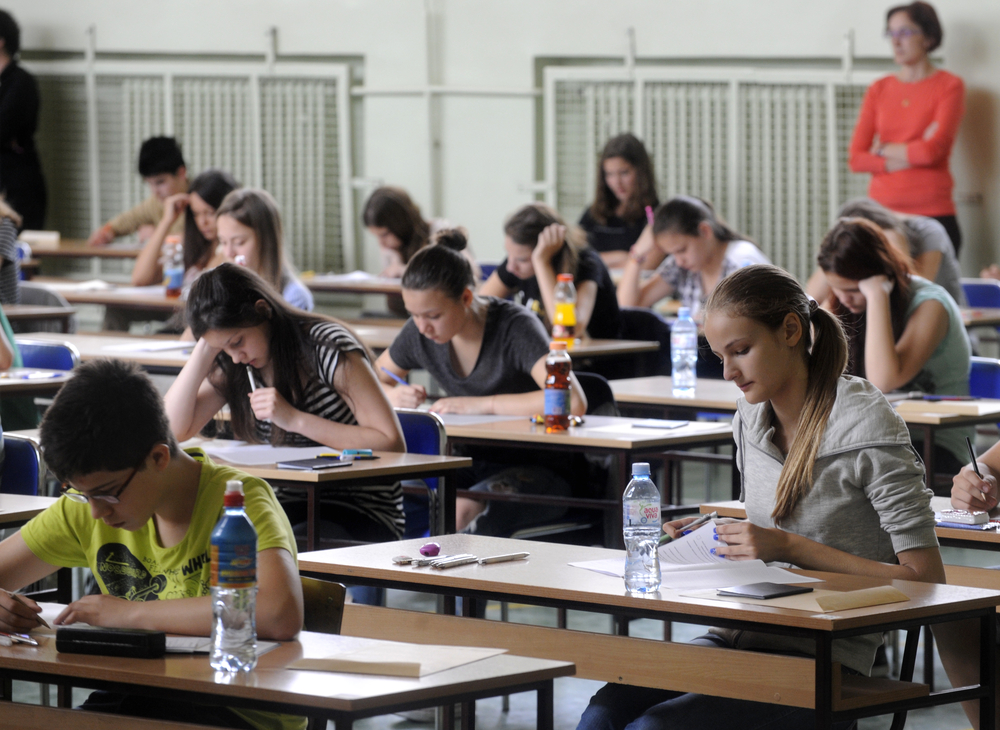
{"left": 56, "top": 625, "right": 167, "bottom": 658}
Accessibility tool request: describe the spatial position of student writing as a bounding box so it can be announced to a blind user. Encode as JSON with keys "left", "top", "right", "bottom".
{"left": 165, "top": 264, "right": 406, "bottom": 543}
{"left": 0, "top": 359, "right": 303, "bottom": 729}
{"left": 376, "top": 229, "right": 589, "bottom": 535}
{"left": 578, "top": 264, "right": 945, "bottom": 730}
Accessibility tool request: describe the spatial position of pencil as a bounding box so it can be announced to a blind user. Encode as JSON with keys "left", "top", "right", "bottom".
{"left": 1, "top": 589, "right": 49, "bottom": 629}
{"left": 968, "top": 436, "right": 983, "bottom": 479}
{"left": 380, "top": 366, "right": 409, "bottom": 387}
{"left": 246, "top": 365, "right": 257, "bottom": 393}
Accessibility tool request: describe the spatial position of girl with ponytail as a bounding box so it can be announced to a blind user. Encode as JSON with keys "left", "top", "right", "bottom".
{"left": 577, "top": 264, "right": 946, "bottom": 730}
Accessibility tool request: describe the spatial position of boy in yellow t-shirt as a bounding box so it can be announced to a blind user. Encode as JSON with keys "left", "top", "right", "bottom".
{"left": 0, "top": 359, "right": 304, "bottom": 730}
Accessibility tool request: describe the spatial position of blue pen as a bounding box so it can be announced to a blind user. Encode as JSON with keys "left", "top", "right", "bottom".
{"left": 380, "top": 366, "right": 409, "bottom": 387}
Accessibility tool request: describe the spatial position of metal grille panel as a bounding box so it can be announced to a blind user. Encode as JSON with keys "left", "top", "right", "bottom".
{"left": 173, "top": 77, "right": 255, "bottom": 188}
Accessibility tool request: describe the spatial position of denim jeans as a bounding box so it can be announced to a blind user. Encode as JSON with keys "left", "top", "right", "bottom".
{"left": 577, "top": 636, "right": 856, "bottom": 730}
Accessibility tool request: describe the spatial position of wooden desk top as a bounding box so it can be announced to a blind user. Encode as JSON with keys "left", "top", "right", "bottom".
{"left": 4, "top": 304, "right": 77, "bottom": 322}
{"left": 304, "top": 273, "right": 403, "bottom": 296}
{"left": 440, "top": 413, "right": 732, "bottom": 450}
{"left": 0, "top": 628, "right": 573, "bottom": 715}
{"left": 29, "top": 240, "right": 142, "bottom": 259}
{"left": 963, "top": 308, "right": 1000, "bottom": 328}
{"left": 17, "top": 332, "right": 191, "bottom": 370}
{"left": 299, "top": 535, "right": 1000, "bottom": 633}
{"left": 32, "top": 278, "right": 182, "bottom": 311}
{"left": 610, "top": 376, "right": 742, "bottom": 411}
{"left": 0, "top": 493, "right": 57, "bottom": 525}
{"left": 0, "top": 367, "right": 73, "bottom": 394}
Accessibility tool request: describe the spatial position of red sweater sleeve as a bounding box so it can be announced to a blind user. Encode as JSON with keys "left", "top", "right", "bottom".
{"left": 906, "top": 76, "right": 965, "bottom": 168}
{"left": 848, "top": 84, "right": 887, "bottom": 174}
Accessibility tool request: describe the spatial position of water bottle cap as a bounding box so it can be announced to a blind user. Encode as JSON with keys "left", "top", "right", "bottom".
{"left": 549, "top": 341, "right": 568, "bottom": 351}
{"left": 224, "top": 480, "right": 245, "bottom": 507}
{"left": 631, "top": 462, "right": 651, "bottom": 476}
{"left": 557, "top": 273, "right": 574, "bottom": 282}
{"left": 225, "top": 480, "right": 244, "bottom": 494}
{"left": 678, "top": 307, "right": 692, "bottom": 319}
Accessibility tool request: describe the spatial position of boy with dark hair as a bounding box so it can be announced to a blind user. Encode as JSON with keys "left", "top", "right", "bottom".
{"left": 0, "top": 359, "right": 304, "bottom": 729}
{"left": 88, "top": 136, "right": 189, "bottom": 245}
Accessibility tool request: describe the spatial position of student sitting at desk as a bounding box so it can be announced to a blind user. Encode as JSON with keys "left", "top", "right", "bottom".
{"left": 0, "top": 359, "right": 304, "bottom": 729}
{"left": 0, "top": 197, "right": 21, "bottom": 305}
{"left": 616, "top": 196, "right": 769, "bottom": 319}
{"left": 165, "top": 264, "right": 406, "bottom": 544}
{"left": 480, "top": 202, "right": 622, "bottom": 339}
{"left": 377, "top": 229, "right": 589, "bottom": 535}
{"left": 88, "top": 136, "right": 188, "bottom": 246}
{"left": 131, "top": 168, "right": 240, "bottom": 287}
{"left": 215, "top": 188, "right": 314, "bottom": 312}
{"left": 817, "top": 216, "right": 971, "bottom": 484}
{"left": 578, "top": 264, "right": 945, "bottom": 730}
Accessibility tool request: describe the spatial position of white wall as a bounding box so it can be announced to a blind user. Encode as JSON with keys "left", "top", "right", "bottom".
{"left": 9, "top": 0, "right": 1000, "bottom": 273}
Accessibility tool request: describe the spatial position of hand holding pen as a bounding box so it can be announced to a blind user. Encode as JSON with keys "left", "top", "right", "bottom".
{"left": 0, "top": 589, "right": 48, "bottom": 632}
{"left": 659, "top": 511, "right": 718, "bottom": 546}
{"left": 380, "top": 366, "right": 427, "bottom": 409}
{"left": 952, "top": 437, "right": 999, "bottom": 513}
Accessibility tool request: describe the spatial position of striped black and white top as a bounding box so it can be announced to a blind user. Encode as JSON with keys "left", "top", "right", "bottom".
{"left": 253, "top": 321, "right": 404, "bottom": 538}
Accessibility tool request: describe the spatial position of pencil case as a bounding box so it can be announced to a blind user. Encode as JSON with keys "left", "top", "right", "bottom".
{"left": 56, "top": 625, "right": 166, "bottom": 658}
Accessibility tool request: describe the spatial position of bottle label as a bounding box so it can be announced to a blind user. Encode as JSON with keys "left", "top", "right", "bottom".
{"left": 554, "top": 302, "right": 577, "bottom": 327}
{"left": 544, "top": 388, "right": 570, "bottom": 416}
{"left": 624, "top": 501, "right": 661, "bottom": 526}
{"left": 164, "top": 266, "right": 184, "bottom": 290}
{"left": 211, "top": 543, "right": 257, "bottom": 589}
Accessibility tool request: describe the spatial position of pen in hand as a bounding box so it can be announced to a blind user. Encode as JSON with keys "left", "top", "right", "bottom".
{"left": 968, "top": 436, "right": 983, "bottom": 479}
{"left": 658, "top": 511, "right": 718, "bottom": 546}
{"left": 380, "top": 366, "right": 409, "bottom": 387}
{"left": 0, "top": 589, "right": 49, "bottom": 629}
{"left": 246, "top": 365, "right": 270, "bottom": 423}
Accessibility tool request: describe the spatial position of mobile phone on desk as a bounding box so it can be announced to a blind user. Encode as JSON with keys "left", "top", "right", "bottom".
{"left": 276, "top": 457, "right": 353, "bottom": 471}
{"left": 342, "top": 449, "right": 378, "bottom": 460}
{"left": 717, "top": 582, "right": 813, "bottom": 600}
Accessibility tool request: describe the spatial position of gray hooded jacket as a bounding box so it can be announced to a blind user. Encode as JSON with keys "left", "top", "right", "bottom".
{"left": 712, "top": 375, "right": 938, "bottom": 674}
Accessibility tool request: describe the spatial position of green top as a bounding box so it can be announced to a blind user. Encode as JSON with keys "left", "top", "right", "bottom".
{"left": 0, "top": 304, "right": 38, "bottom": 431}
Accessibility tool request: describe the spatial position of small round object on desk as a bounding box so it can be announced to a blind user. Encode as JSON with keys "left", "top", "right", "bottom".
{"left": 419, "top": 542, "right": 441, "bottom": 557}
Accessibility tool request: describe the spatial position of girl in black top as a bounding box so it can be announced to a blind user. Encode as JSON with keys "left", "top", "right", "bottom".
{"left": 579, "top": 133, "right": 659, "bottom": 269}
{"left": 481, "top": 203, "right": 623, "bottom": 340}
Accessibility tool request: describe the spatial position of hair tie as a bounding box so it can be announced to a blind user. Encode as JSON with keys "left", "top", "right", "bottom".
{"left": 808, "top": 298, "right": 819, "bottom": 316}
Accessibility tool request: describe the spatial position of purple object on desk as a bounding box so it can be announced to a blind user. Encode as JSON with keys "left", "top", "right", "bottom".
{"left": 419, "top": 542, "right": 441, "bottom": 557}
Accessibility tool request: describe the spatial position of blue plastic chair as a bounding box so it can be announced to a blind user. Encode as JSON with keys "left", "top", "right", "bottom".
{"left": 1, "top": 433, "right": 44, "bottom": 496}
{"left": 970, "top": 357, "right": 1000, "bottom": 399}
{"left": 479, "top": 262, "right": 499, "bottom": 281}
{"left": 15, "top": 338, "right": 80, "bottom": 371}
{"left": 395, "top": 409, "right": 447, "bottom": 539}
{"left": 962, "top": 278, "right": 1000, "bottom": 308}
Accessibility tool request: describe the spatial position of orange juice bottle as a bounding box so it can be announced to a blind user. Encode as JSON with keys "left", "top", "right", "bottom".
{"left": 544, "top": 341, "right": 572, "bottom": 433}
{"left": 552, "top": 273, "right": 577, "bottom": 344}
{"left": 162, "top": 235, "right": 184, "bottom": 298}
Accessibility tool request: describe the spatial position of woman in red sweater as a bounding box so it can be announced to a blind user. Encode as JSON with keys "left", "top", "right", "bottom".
{"left": 848, "top": 2, "right": 965, "bottom": 255}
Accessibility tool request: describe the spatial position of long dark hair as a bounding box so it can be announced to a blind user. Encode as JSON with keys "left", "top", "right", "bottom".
{"left": 362, "top": 187, "right": 430, "bottom": 264}
{"left": 653, "top": 196, "right": 746, "bottom": 243}
{"left": 706, "top": 264, "right": 848, "bottom": 523}
{"left": 503, "top": 203, "right": 586, "bottom": 278}
{"left": 589, "top": 133, "right": 658, "bottom": 225}
{"left": 402, "top": 228, "right": 474, "bottom": 301}
{"left": 183, "top": 169, "right": 240, "bottom": 272}
{"left": 187, "top": 264, "right": 366, "bottom": 445}
{"left": 215, "top": 188, "right": 290, "bottom": 293}
{"left": 817, "top": 218, "right": 913, "bottom": 379}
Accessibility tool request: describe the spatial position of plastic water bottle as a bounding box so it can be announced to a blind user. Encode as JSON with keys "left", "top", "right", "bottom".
{"left": 671, "top": 307, "right": 698, "bottom": 398}
{"left": 623, "top": 462, "right": 661, "bottom": 593}
{"left": 544, "top": 341, "right": 572, "bottom": 433}
{"left": 162, "top": 235, "right": 184, "bottom": 299}
{"left": 552, "top": 273, "right": 577, "bottom": 344}
{"left": 211, "top": 480, "right": 258, "bottom": 672}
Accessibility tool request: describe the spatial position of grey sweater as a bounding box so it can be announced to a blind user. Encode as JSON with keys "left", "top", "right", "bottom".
{"left": 712, "top": 375, "right": 938, "bottom": 674}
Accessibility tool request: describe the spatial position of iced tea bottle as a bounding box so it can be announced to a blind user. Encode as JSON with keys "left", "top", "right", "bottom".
{"left": 544, "top": 341, "right": 572, "bottom": 432}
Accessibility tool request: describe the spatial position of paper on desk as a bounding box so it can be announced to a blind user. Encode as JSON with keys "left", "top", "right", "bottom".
{"left": 585, "top": 421, "right": 728, "bottom": 436}
{"left": 108, "top": 285, "right": 169, "bottom": 297}
{"left": 40, "top": 279, "right": 114, "bottom": 292}
{"left": 201, "top": 441, "right": 338, "bottom": 466}
{"left": 682, "top": 585, "right": 908, "bottom": 613}
{"left": 165, "top": 636, "right": 278, "bottom": 655}
{"left": 437, "top": 414, "right": 523, "bottom": 426}
{"left": 102, "top": 340, "right": 193, "bottom": 353}
{"left": 322, "top": 270, "right": 375, "bottom": 281}
{"left": 289, "top": 641, "right": 506, "bottom": 678}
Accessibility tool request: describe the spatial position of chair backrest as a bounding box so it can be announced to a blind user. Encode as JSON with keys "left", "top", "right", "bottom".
{"left": 300, "top": 575, "right": 347, "bottom": 634}
{"left": 575, "top": 371, "right": 620, "bottom": 417}
{"left": 961, "top": 278, "right": 1000, "bottom": 309}
{"left": 395, "top": 409, "right": 448, "bottom": 539}
{"left": 479, "top": 262, "right": 499, "bottom": 281}
{"left": 618, "top": 306, "right": 672, "bottom": 377}
{"left": 1, "top": 433, "right": 44, "bottom": 496}
{"left": 15, "top": 337, "right": 81, "bottom": 370}
{"left": 970, "top": 356, "right": 1000, "bottom": 399}
{"left": 18, "top": 283, "right": 78, "bottom": 333}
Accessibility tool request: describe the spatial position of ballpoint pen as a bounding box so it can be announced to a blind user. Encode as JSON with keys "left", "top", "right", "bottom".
{"left": 0, "top": 589, "right": 49, "bottom": 629}
{"left": 246, "top": 365, "right": 270, "bottom": 422}
{"left": 968, "top": 436, "right": 983, "bottom": 478}
{"left": 478, "top": 552, "right": 530, "bottom": 565}
{"left": 380, "top": 366, "right": 409, "bottom": 387}
{"left": 658, "top": 511, "right": 718, "bottom": 546}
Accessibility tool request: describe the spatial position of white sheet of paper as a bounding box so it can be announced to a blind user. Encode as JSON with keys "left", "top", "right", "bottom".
{"left": 201, "top": 441, "right": 337, "bottom": 466}
{"left": 108, "top": 286, "right": 169, "bottom": 297}
{"left": 567, "top": 557, "right": 820, "bottom": 589}
{"left": 102, "top": 340, "right": 193, "bottom": 353}
{"left": 585, "top": 421, "right": 728, "bottom": 436}
{"left": 437, "top": 414, "right": 523, "bottom": 426}
{"left": 40, "top": 279, "right": 114, "bottom": 292}
{"left": 165, "top": 636, "right": 278, "bottom": 655}
{"left": 658, "top": 522, "right": 726, "bottom": 566}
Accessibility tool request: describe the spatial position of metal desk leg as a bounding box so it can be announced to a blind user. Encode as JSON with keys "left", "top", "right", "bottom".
{"left": 814, "top": 633, "right": 833, "bottom": 730}
{"left": 981, "top": 611, "right": 996, "bottom": 730}
{"left": 306, "top": 487, "right": 317, "bottom": 552}
{"left": 537, "top": 680, "right": 555, "bottom": 730}
{"left": 439, "top": 475, "right": 456, "bottom": 535}
{"left": 920, "top": 423, "right": 936, "bottom": 691}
